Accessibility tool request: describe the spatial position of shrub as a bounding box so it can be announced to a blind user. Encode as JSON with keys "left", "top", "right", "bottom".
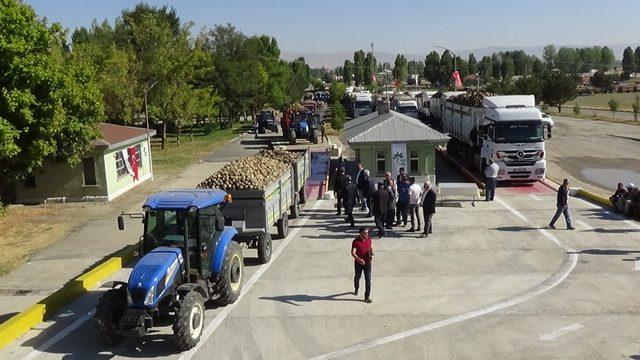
{"left": 573, "top": 103, "right": 581, "bottom": 115}
{"left": 330, "top": 101, "right": 345, "bottom": 132}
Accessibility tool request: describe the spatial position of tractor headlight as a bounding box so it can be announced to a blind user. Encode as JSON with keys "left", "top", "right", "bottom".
{"left": 144, "top": 285, "right": 155, "bottom": 305}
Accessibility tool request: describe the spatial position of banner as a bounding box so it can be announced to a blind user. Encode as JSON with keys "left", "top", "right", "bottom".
{"left": 391, "top": 143, "right": 407, "bottom": 178}
{"left": 452, "top": 70, "right": 463, "bottom": 88}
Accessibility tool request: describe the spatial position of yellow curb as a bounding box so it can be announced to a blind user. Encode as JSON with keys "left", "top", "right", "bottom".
{"left": 0, "top": 245, "right": 136, "bottom": 350}
{"left": 577, "top": 188, "right": 612, "bottom": 208}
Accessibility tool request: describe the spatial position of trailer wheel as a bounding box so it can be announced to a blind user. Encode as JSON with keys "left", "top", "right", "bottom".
{"left": 173, "top": 290, "right": 205, "bottom": 350}
{"left": 289, "top": 130, "right": 296, "bottom": 145}
{"left": 276, "top": 214, "right": 289, "bottom": 239}
{"left": 298, "top": 188, "right": 306, "bottom": 204}
{"left": 289, "top": 195, "right": 300, "bottom": 219}
{"left": 94, "top": 288, "right": 126, "bottom": 346}
{"left": 214, "top": 241, "right": 244, "bottom": 305}
{"left": 257, "top": 232, "right": 272, "bottom": 264}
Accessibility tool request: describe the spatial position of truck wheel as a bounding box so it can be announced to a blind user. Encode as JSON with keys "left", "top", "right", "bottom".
{"left": 214, "top": 241, "right": 244, "bottom": 305}
{"left": 289, "top": 195, "right": 300, "bottom": 219}
{"left": 257, "top": 232, "right": 272, "bottom": 264}
{"left": 298, "top": 188, "right": 306, "bottom": 204}
{"left": 276, "top": 214, "right": 289, "bottom": 239}
{"left": 289, "top": 130, "right": 296, "bottom": 145}
{"left": 173, "top": 291, "right": 205, "bottom": 350}
{"left": 94, "top": 288, "right": 126, "bottom": 346}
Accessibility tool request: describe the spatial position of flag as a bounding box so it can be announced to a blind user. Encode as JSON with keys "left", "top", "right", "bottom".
{"left": 127, "top": 146, "right": 139, "bottom": 181}
{"left": 371, "top": 73, "right": 376, "bottom": 82}
{"left": 452, "top": 70, "right": 463, "bottom": 88}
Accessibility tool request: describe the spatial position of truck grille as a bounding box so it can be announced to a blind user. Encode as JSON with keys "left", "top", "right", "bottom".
{"left": 501, "top": 150, "right": 540, "bottom": 166}
{"left": 130, "top": 288, "right": 146, "bottom": 304}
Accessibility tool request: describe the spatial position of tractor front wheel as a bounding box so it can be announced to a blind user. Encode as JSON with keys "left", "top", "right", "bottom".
{"left": 94, "top": 288, "right": 126, "bottom": 346}
{"left": 257, "top": 232, "right": 272, "bottom": 264}
{"left": 289, "top": 130, "right": 296, "bottom": 145}
{"left": 173, "top": 291, "right": 205, "bottom": 350}
{"left": 311, "top": 130, "right": 319, "bottom": 144}
{"left": 214, "top": 241, "right": 244, "bottom": 305}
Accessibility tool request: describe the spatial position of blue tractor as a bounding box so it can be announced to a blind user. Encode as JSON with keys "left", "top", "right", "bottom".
{"left": 288, "top": 111, "right": 321, "bottom": 145}
{"left": 94, "top": 190, "right": 244, "bottom": 350}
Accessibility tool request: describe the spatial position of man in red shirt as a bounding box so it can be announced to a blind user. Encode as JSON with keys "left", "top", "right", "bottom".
{"left": 351, "top": 227, "right": 374, "bottom": 303}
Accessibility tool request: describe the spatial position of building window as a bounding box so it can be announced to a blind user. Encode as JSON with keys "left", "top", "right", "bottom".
{"left": 115, "top": 152, "right": 127, "bottom": 178}
{"left": 135, "top": 144, "right": 143, "bottom": 168}
{"left": 82, "top": 157, "right": 97, "bottom": 186}
{"left": 24, "top": 175, "right": 36, "bottom": 188}
{"left": 409, "top": 149, "right": 419, "bottom": 175}
{"left": 376, "top": 150, "right": 386, "bottom": 176}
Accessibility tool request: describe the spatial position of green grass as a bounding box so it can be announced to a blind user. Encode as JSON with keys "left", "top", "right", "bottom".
{"left": 567, "top": 92, "right": 640, "bottom": 112}
{"left": 152, "top": 123, "right": 250, "bottom": 176}
{"left": 546, "top": 107, "right": 640, "bottom": 126}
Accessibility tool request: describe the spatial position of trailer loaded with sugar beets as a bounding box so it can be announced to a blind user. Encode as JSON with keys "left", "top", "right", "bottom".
{"left": 197, "top": 149, "right": 310, "bottom": 263}
{"left": 95, "top": 189, "right": 244, "bottom": 350}
{"left": 435, "top": 92, "right": 549, "bottom": 181}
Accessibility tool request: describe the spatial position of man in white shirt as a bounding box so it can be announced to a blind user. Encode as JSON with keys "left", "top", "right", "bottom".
{"left": 484, "top": 159, "right": 500, "bottom": 201}
{"left": 407, "top": 177, "right": 422, "bottom": 232}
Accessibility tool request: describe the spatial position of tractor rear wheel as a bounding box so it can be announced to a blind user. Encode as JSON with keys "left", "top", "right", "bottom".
{"left": 94, "top": 288, "right": 126, "bottom": 346}
{"left": 298, "top": 188, "right": 306, "bottom": 204}
{"left": 311, "top": 131, "right": 319, "bottom": 144}
{"left": 214, "top": 241, "right": 244, "bottom": 305}
{"left": 257, "top": 232, "right": 272, "bottom": 264}
{"left": 173, "top": 291, "right": 205, "bottom": 350}
{"left": 276, "top": 214, "right": 289, "bottom": 239}
{"left": 289, "top": 130, "right": 296, "bottom": 145}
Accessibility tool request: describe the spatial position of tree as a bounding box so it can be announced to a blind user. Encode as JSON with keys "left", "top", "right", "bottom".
{"left": 330, "top": 101, "right": 345, "bottom": 132}
{"left": 557, "top": 47, "right": 578, "bottom": 74}
{"left": 491, "top": 54, "right": 502, "bottom": 80}
{"left": 622, "top": 46, "right": 635, "bottom": 75}
{"left": 632, "top": 95, "right": 640, "bottom": 121}
{"left": 423, "top": 51, "right": 440, "bottom": 85}
{"left": 600, "top": 46, "right": 615, "bottom": 72}
{"left": 287, "top": 57, "right": 311, "bottom": 103}
{"left": 467, "top": 53, "right": 477, "bottom": 75}
{"left": 573, "top": 103, "right": 581, "bottom": 115}
{"left": 608, "top": 98, "right": 620, "bottom": 118}
{"left": 392, "top": 54, "right": 408, "bottom": 82}
{"left": 635, "top": 46, "right": 640, "bottom": 73}
{"left": 363, "top": 52, "right": 377, "bottom": 86}
{"left": 353, "top": 50, "right": 366, "bottom": 85}
{"left": 513, "top": 76, "right": 543, "bottom": 104}
{"left": 532, "top": 58, "right": 544, "bottom": 75}
{"left": 1, "top": 0, "right": 103, "bottom": 184}
{"left": 500, "top": 58, "right": 515, "bottom": 82}
{"left": 541, "top": 72, "right": 578, "bottom": 113}
{"left": 591, "top": 71, "right": 614, "bottom": 91}
{"left": 328, "top": 81, "right": 346, "bottom": 103}
{"left": 343, "top": 60, "right": 353, "bottom": 85}
{"left": 440, "top": 50, "right": 454, "bottom": 85}
{"left": 479, "top": 55, "right": 493, "bottom": 80}
{"left": 543, "top": 44, "right": 557, "bottom": 69}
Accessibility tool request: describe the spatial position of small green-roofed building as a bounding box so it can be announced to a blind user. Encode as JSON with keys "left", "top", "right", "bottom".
{"left": 345, "top": 109, "right": 449, "bottom": 183}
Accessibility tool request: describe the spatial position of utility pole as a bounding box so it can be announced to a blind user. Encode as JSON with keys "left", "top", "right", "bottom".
{"left": 144, "top": 79, "right": 159, "bottom": 181}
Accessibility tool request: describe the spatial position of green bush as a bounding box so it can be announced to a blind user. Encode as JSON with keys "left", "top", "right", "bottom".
{"left": 541, "top": 103, "right": 549, "bottom": 111}
{"left": 608, "top": 98, "right": 620, "bottom": 118}
{"left": 331, "top": 101, "right": 346, "bottom": 132}
{"left": 573, "top": 103, "right": 581, "bottom": 115}
{"left": 632, "top": 95, "right": 640, "bottom": 121}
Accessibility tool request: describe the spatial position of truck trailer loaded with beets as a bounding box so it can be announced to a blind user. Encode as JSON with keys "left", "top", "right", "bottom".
{"left": 438, "top": 94, "right": 548, "bottom": 182}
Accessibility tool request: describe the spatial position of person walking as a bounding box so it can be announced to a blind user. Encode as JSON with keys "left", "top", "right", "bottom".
{"left": 549, "top": 178, "right": 575, "bottom": 230}
{"left": 407, "top": 177, "right": 422, "bottom": 232}
{"left": 321, "top": 119, "right": 330, "bottom": 143}
{"left": 396, "top": 175, "right": 410, "bottom": 226}
{"left": 371, "top": 183, "right": 391, "bottom": 237}
{"left": 337, "top": 155, "right": 346, "bottom": 170}
{"left": 365, "top": 170, "right": 376, "bottom": 217}
{"left": 342, "top": 175, "right": 357, "bottom": 227}
{"left": 355, "top": 164, "right": 367, "bottom": 211}
{"left": 420, "top": 181, "right": 437, "bottom": 237}
{"left": 484, "top": 159, "right": 499, "bottom": 201}
{"left": 383, "top": 172, "right": 397, "bottom": 229}
{"left": 333, "top": 168, "right": 346, "bottom": 216}
{"left": 351, "top": 227, "right": 373, "bottom": 303}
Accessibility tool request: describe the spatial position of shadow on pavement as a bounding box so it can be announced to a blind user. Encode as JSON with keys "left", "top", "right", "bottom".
{"left": 568, "top": 249, "right": 640, "bottom": 255}
{"left": 493, "top": 226, "right": 538, "bottom": 232}
{"left": 259, "top": 292, "right": 361, "bottom": 306}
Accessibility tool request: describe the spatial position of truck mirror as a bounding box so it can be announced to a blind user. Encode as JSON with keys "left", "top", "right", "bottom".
{"left": 117, "top": 215, "right": 125, "bottom": 230}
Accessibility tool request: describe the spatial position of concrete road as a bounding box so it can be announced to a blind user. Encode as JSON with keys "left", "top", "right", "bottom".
{"left": 4, "top": 177, "right": 640, "bottom": 359}
{"left": 546, "top": 115, "right": 640, "bottom": 195}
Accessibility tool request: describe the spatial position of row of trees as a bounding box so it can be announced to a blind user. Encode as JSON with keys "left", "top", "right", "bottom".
{"left": 1, "top": 1, "right": 311, "bottom": 189}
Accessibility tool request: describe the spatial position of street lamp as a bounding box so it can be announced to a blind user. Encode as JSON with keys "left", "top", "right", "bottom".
{"left": 144, "top": 79, "right": 159, "bottom": 181}
{"left": 378, "top": 69, "right": 392, "bottom": 109}
{"left": 435, "top": 45, "right": 458, "bottom": 90}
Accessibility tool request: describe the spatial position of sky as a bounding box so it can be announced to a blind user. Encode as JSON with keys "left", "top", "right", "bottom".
{"left": 25, "top": 0, "right": 640, "bottom": 54}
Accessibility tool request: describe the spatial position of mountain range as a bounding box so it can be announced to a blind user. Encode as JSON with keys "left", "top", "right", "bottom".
{"left": 282, "top": 44, "right": 636, "bottom": 69}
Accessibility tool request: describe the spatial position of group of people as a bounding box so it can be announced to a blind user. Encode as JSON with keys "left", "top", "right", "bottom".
{"left": 610, "top": 182, "right": 640, "bottom": 214}
{"left": 333, "top": 161, "right": 437, "bottom": 239}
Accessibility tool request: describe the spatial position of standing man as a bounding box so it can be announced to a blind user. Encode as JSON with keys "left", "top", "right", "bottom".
{"left": 342, "top": 175, "right": 357, "bottom": 227}
{"left": 337, "top": 155, "right": 346, "bottom": 170}
{"left": 549, "top": 178, "right": 575, "bottom": 230}
{"left": 355, "top": 164, "right": 367, "bottom": 211}
{"left": 407, "top": 177, "right": 422, "bottom": 232}
{"left": 321, "top": 119, "right": 329, "bottom": 143}
{"left": 333, "top": 168, "right": 346, "bottom": 216}
{"left": 396, "top": 167, "right": 407, "bottom": 183}
{"left": 396, "top": 175, "right": 410, "bottom": 226}
{"left": 420, "top": 181, "right": 437, "bottom": 237}
{"left": 351, "top": 227, "right": 373, "bottom": 303}
{"left": 365, "top": 170, "right": 377, "bottom": 217}
{"left": 383, "top": 172, "right": 397, "bottom": 229}
{"left": 484, "top": 159, "right": 499, "bottom": 201}
{"left": 372, "top": 183, "right": 391, "bottom": 237}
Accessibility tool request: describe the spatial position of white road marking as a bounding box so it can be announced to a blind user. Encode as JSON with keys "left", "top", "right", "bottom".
{"left": 529, "top": 194, "right": 543, "bottom": 201}
{"left": 24, "top": 310, "right": 95, "bottom": 360}
{"left": 575, "top": 197, "right": 640, "bottom": 230}
{"left": 576, "top": 220, "right": 594, "bottom": 231}
{"left": 309, "top": 197, "right": 578, "bottom": 360}
{"left": 180, "top": 199, "right": 324, "bottom": 360}
{"left": 635, "top": 258, "right": 640, "bottom": 272}
{"left": 624, "top": 220, "right": 640, "bottom": 230}
{"left": 538, "top": 323, "right": 584, "bottom": 341}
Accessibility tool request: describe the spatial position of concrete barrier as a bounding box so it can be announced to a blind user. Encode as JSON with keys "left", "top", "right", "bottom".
{"left": 577, "top": 188, "right": 613, "bottom": 208}
{"left": 0, "top": 245, "right": 136, "bottom": 350}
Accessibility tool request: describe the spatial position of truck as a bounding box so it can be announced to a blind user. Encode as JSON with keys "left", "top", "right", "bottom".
{"left": 429, "top": 91, "right": 465, "bottom": 126}
{"left": 95, "top": 190, "right": 244, "bottom": 350}
{"left": 391, "top": 96, "right": 419, "bottom": 118}
{"left": 348, "top": 91, "right": 374, "bottom": 118}
{"left": 440, "top": 95, "right": 548, "bottom": 181}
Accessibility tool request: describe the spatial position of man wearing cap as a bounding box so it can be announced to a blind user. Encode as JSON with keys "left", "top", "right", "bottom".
{"left": 351, "top": 227, "right": 374, "bottom": 303}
